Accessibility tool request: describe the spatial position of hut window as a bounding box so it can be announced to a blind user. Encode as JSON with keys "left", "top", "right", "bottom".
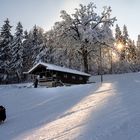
{"left": 79, "top": 77, "right": 83, "bottom": 80}
{"left": 64, "top": 74, "right": 67, "bottom": 78}
{"left": 72, "top": 76, "right": 76, "bottom": 79}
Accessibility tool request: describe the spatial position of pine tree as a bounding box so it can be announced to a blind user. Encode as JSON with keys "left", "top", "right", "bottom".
{"left": 31, "top": 25, "right": 41, "bottom": 64}
{"left": 115, "top": 24, "right": 128, "bottom": 61}
{"left": 115, "top": 24, "right": 122, "bottom": 42}
{"left": 37, "top": 30, "right": 62, "bottom": 65}
{"left": 33, "top": 26, "right": 46, "bottom": 64}
{"left": 23, "top": 26, "right": 45, "bottom": 71}
{"left": 122, "top": 25, "right": 129, "bottom": 44}
{"left": 0, "top": 18, "right": 13, "bottom": 83}
{"left": 11, "top": 22, "right": 23, "bottom": 82}
{"left": 22, "top": 30, "right": 32, "bottom": 71}
{"left": 120, "top": 25, "right": 129, "bottom": 60}
{"left": 127, "top": 39, "right": 137, "bottom": 62}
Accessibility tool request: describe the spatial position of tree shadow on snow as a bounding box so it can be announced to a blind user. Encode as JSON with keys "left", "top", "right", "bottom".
{"left": 0, "top": 83, "right": 100, "bottom": 140}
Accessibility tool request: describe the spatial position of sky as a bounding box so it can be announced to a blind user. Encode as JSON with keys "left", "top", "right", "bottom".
{"left": 0, "top": 0, "right": 140, "bottom": 42}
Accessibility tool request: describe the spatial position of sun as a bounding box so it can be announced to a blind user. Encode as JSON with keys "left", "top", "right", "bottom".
{"left": 114, "top": 42, "right": 124, "bottom": 51}
{"left": 117, "top": 43, "right": 123, "bottom": 50}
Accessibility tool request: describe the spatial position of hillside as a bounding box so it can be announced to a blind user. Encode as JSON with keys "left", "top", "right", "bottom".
{"left": 0, "top": 73, "right": 140, "bottom": 140}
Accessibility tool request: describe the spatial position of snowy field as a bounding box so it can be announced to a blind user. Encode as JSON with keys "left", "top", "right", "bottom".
{"left": 0, "top": 72, "right": 140, "bottom": 140}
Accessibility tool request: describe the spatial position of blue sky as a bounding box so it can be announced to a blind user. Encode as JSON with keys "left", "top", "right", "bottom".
{"left": 0, "top": 0, "right": 139, "bottom": 42}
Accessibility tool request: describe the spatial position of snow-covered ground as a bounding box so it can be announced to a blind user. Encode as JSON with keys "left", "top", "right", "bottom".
{"left": 0, "top": 72, "right": 140, "bottom": 140}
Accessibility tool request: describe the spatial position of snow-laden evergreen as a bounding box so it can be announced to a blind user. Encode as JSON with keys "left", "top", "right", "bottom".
{"left": 115, "top": 24, "right": 122, "bottom": 42}
{"left": 22, "top": 30, "right": 32, "bottom": 72}
{"left": 31, "top": 25, "right": 45, "bottom": 64}
{"left": 114, "top": 24, "right": 138, "bottom": 73}
{"left": 22, "top": 27, "right": 45, "bottom": 71}
{"left": 0, "top": 18, "right": 13, "bottom": 83}
{"left": 11, "top": 22, "right": 23, "bottom": 81}
{"left": 35, "top": 42, "right": 56, "bottom": 65}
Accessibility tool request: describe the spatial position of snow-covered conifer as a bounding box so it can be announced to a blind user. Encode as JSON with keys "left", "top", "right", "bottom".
{"left": 122, "top": 25, "right": 129, "bottom": 43}
{"left": 22, "top": 30, "right": 33, "bottom": 71}
{"left": 31, "top": 25, "right": 40, "bottom": 64}
{"left": 115, "top": 24, "right": 122, "bottom": 42}
{"left": 30, "top": 25, "right": 45, "bottom": 64}
{"left": 11, "top": 22, "right": 23, "bottom": 82}
{"left": 0, "top": 18, "right": 13, "bottom": 82}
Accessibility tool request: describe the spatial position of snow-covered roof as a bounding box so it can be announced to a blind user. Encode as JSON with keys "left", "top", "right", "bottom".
{"left": 28, "top": 62, "right": 91, "bottom": 76}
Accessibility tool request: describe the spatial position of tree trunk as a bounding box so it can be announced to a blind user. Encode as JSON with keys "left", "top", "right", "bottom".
{"left": 16, "top": 71, "right": 21, "bottom": 83}
{"left": 82, "top": 47, "right": 88, "bottom": 73}
{"left": 109, "top": 49, "right": 113, "bottom": 74}
{"left": 83, "top": 55, "right": 88, "bottom": 73}
{"left": 99, "top": 47, "right": 103, "bottom": 82}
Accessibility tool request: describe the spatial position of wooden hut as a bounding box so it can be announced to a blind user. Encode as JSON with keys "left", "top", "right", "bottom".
{"left": 26, "top": 62, "right": 91, "bottom": 87}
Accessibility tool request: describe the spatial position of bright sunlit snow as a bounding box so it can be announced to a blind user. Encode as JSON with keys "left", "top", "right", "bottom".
{"left": 1, "top": 72, "right": 140, "bottom": 140}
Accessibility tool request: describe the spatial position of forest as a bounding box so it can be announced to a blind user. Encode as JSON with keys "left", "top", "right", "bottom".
{"left": 0, "top": 2, "right": 139, "bottom": 83}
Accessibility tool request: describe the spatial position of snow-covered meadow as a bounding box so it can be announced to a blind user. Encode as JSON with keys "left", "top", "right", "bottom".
{"left": 0, "top": 72, "right": 140, "bottom": 140}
